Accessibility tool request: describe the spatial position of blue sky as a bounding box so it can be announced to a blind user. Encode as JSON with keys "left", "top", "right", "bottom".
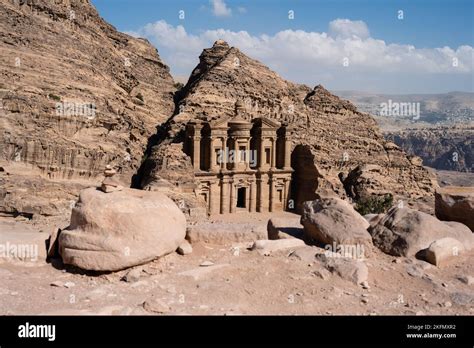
{"left": 91, "top": 0, "right": 474, "bottom": 93}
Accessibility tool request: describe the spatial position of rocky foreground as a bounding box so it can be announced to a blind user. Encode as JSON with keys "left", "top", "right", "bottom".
{"left": 1, "top": 214, "right": 473, "bottom": 316}
{"left": 1, "top": 176, "right": 473, "bottom": 315}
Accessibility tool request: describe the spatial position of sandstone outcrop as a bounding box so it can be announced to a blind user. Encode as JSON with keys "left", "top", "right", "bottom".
{"left": 435, "top": 186, "right": 474, "bottom": 231}
{"left": 140, "top": 40, "right": 435, "bottom": 215}
{"left": 59, "top": 187, "right": 186, "bottom": 271}
{"left": 0, "top": 160, "right": 88, "bottom": 222}
{"left": 139, "top": 143, "right": 207, "bottom": 220}
{"left": 0, "top": 0, "right": 175, "bottom": 219}
{"left": 369, "top": 206, "right": 474, "bottom": 257}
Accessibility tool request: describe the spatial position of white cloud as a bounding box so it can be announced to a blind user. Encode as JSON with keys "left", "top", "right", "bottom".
{"left": 129, "top": 19, "right": 474, "bottom": 93}
{"left": 329, "top": 19, "right": 370, "bottom": 39}
{"left": 237, "top": 7, "right": 247, "bottom": 14}
{"left": 210, "top": 0, "right": 232, "bottom": 17}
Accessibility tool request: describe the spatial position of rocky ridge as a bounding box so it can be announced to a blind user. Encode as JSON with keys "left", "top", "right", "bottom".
{"left": 0, "top": 0, "right": 176, "bottom": 219}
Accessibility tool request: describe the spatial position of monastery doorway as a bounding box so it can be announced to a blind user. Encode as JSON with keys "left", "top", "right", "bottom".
{"left": 237, "top": 187, "right": 246, "bottom": 208}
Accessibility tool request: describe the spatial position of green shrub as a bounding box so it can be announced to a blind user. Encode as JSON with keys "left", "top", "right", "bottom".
{"left": 174, "top": 82, "right": 184, "bottom": 90}
{"left": 355, "top": 194, "right": 393, "bottom": 215}
{"left": 141, "top": 153, "right": 148, "bottom": 164}
{"left": 48, "top": 93, "right": 61, "bottom": 101}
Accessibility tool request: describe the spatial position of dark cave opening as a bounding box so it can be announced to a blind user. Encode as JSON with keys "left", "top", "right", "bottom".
{"left": 290, "top": 144, "right": 320, "bottom": 213}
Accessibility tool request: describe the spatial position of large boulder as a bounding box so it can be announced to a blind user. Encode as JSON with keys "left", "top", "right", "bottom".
{"left": 59, "top": 188, "right": 186, "bottom": 271}
{"left": 424, "top": 237, "right": 465, "bottom": 267}
{"left": 364, "top": 213, "right": 385, "bottom": 228}
{"left": 315, "top": 253, "right": 369, "bottom": 285}
{"left": 343, "top": 164, "right": 391, "bottom": 200}
{"left": 186, "top": 220, "right": 267, "bottom": 244}
{"left": 301, "top": 197, "right": 372, "bottom": 252}
{"left": 251, "top": 239, "right": 305, "bottom": 256}
{"left": 267, "top": 216, "right": 304, "bottom": 240}
{"left": 435, "top": 186, "right": 474, "bottom": 231}
{"left": 369, "top": 206, "right": 474, "bottom": 257}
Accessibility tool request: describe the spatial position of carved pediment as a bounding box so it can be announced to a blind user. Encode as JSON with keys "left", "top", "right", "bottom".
{"left": 252, "top": 117, "right": 281, "bottom": 129}
{"left": 208, "top": 116, "right": 232, "bottom": 128}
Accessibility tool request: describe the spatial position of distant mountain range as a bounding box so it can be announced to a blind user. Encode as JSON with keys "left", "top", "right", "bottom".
{"left": 385, "top": 127, "right": 473, "bottom": 173}
{"left": 333, "top": 90, "right": 474, "bottom": 127}
{"left": 332, "top": 91, "right": 474, "bottom": 173}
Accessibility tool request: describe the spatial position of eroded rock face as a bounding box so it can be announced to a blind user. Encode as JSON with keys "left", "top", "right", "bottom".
{"left": 0, "top": 161, "right": 89, "bottom": 223}
{"left": 59, "top": 187, "right": 186, "bottom": 271}
{"left": 301, "top": 197, "right": 373, "bottom": 251}
{"left": 141, "top": 40, "right": 435, "bottom": 211}
{"left": 369, "top": 206, "right": 474, "bottom": 257}
{"left": 435, "top": 186, "right": 474, "bottom": 231}
{"left": 139, "top": 143, "right": 207, "bottom": 221}
{"left": 343, "top": 163, "right": 436, "bottom": 201}
{"left": 0, "top": 0, "right": 175, "bottom": 218}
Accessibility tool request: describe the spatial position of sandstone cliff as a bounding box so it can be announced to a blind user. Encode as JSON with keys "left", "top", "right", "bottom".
{"left": 0, "top": 0, "right": 176, "bottom": 219}
{"left": 141, "top": 40, "right": 436, "bottom": 213}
